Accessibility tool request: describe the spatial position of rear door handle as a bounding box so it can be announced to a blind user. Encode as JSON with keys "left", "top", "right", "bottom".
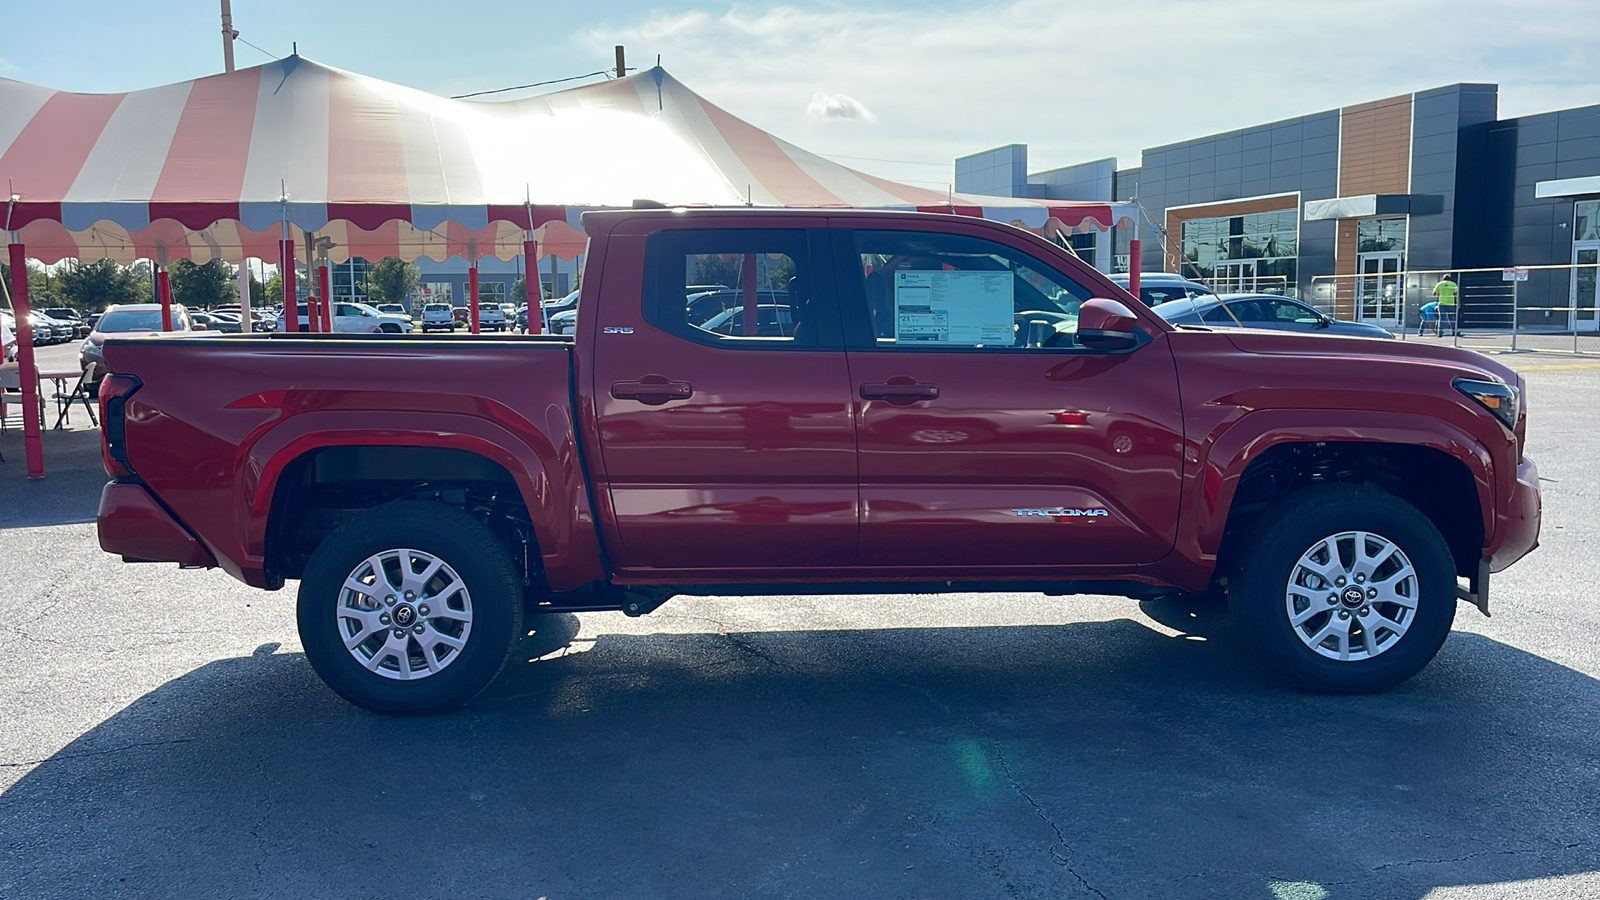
{"left": 611, "top": 375, "right": 694, "bottom": 405}
{"left": 860, "top": 380, "right": 939, "bottom": 403}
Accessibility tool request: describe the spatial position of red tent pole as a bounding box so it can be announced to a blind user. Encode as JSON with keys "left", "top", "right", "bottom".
{"left": 318, "top": 262, "right": 332, "bottom": 332}
{"left": 157, "top": 268, "right": 173, "bottom": 331}
{"left": 741, "top": 253, "right": 758, "bottom": 336}
{"left": 468, "top": 263, "right": 480, "bottom": 334}
{"left": 1128, "top": 230, "right": 1141, "bottom": 298}
{"left": 523, "top": 240, "right": 541, "bottom": 334}
{"left": 280, "top": 238, "right": 298, "bottom": 332}
{"left": 7, "top": 242, "right": 44, "bottom": 477}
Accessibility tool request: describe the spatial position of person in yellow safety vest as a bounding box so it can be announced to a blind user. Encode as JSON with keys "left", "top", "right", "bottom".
{"left": 1431, "top": 274, "right": 1459, "bottom": 336}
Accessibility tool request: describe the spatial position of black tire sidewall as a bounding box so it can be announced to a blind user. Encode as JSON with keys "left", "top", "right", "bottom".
{"left": 297, "top": 501, "right": 522, "bottom": 713}
{"left": 1232, "top": 486, "right": 1457, "bottom": 693}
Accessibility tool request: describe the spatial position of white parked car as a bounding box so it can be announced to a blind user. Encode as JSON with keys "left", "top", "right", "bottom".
{"left": 420, "top": 303, "right": 456, "bottom": 332}
{"left": 272, "top": 302, "right": 412, "bottom": 333}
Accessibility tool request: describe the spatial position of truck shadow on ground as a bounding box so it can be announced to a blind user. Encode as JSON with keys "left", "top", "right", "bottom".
{"left": 1, "top": 601, "right": 1596, "bottom": 899}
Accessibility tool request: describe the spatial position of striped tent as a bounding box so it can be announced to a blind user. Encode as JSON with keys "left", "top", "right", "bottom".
{"left": 0, "top": 56, "right": 1136, "bottom": 264}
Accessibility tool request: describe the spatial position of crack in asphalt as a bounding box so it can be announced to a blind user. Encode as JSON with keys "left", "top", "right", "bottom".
{"left": 662, "top": 612, "right": 808, "bottom": 676}
{"left": 898, "top": 682, "right": 1107, "bottom": 900}
{"left": 1369, "top": 842, "right": 1585, "bottom": 872}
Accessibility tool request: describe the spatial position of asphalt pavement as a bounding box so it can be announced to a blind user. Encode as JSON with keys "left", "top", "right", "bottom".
{"left": 1, "top": 352, "right": 1598, "bottom": 899}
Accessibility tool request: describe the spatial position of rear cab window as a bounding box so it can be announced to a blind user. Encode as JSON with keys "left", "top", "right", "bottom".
{"left": 642, "top": 228, "right": 839, "bottom": 348}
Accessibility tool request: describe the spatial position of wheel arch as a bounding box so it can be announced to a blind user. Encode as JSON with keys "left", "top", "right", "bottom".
{"left": 242, "top": 410, "right": 605, "bottom": 591}
{"left": 1187, "top": 409, "right": 1494, "bottom": 581}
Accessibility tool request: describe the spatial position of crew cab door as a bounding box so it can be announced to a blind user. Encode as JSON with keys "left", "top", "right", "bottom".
{"left": 590, "top": 223, "right": 856, "bottom": 573}
{"left": 832, "top": 222, "right": 1185, "bottom": 572}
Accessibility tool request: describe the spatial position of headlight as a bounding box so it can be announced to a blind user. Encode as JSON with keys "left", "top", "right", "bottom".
{"left": 1453, "top": 377, "right": 1519, "bottom": 431}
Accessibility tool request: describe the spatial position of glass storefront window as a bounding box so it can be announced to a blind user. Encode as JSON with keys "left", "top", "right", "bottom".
{"left": 417, "top": 282, "right": 453, "bottom": 305}
{"left": 1180, "top": 209, "right": 1299, "bottom": 294}
{"left": 1357, "top": 217, "right": 1407, "bottom": 253}
{"left": 1576, "top": 201, "right": 1600, "bottom": 242}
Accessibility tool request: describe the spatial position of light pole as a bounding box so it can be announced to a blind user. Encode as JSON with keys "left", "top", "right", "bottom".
{"left": 220, "top": 0, "right": 239, "bottom": 73}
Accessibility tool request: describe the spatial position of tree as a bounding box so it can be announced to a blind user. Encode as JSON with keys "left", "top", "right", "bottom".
{"left": 0, "top": 260, "right": 53, "bottom": 308}
{"left": 366, "top": 256, "right": 420, "bottom": 307}
{"left": 52, "top": 258, "right": 151, "bottom": 311}
{"left": 167, "top": 258, "right": 238, "bottom": 309}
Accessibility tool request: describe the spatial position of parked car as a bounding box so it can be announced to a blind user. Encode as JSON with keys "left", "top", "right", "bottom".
{"left": 189, "top": 311, "right": 243, "bottom": 333}
{"left": 375, "top": 303, "right": 408, "bottom": 317}
{"left": 30, "top": 312, "right": 76, "bottom": 345}
{"left": 95, "top": 207, "right": 1539, "bottom": 714}
{"left": 420, "top": 303, "right": 456, "bottom": 332}
{"left": 476, "top": 303, "right": 508, "bottom": 332}
{"left": 547, "top": 307, "right": 578, "bottom": 335}
{"left": 80, "top": 303, "right": 193, "bottom": 383}
{"left": 42, "top": 308, "right": 91, "bottom": 337}
{"left": 698, "top": 303, "right": 798, "bottom": 337}
{"left": 269, "top": 302, "right": 413, "bottom": 334}
{"left": 541, "top": 289, "right": 581, "bottom": 318}
{"left": 1107, "top": 272, "right": 1216, "bottom": 307}
{"left": 1154, "top": 293, "right": 1396, "bottom": 339}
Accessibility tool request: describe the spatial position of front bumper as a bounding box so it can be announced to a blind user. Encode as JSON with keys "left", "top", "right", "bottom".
{"left": 97, "top": 482, "right": 216, "bottom": 568}
{"left": 1490, "top": 456, "right": 1541, "bottom": 574}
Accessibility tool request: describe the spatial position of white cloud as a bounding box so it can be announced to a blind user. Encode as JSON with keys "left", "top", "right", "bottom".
{"left": 806, "top": 92, "right": 876, "bottom": 122}
{"left": 584, "top": 1, "right": 1600, "bottom": 191}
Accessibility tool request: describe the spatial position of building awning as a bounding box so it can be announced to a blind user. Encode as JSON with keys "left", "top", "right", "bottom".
{"left": 1534, "top": 175, "right": 1600, "bottom": 199}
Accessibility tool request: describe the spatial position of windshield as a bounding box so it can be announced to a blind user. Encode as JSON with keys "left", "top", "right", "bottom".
{"left": 96, "top": 309, "right": 175, "bottom": 333}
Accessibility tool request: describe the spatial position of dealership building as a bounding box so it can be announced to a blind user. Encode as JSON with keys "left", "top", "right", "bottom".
{"left": 956, "top": 83, "right": 1600, "bottom": 331}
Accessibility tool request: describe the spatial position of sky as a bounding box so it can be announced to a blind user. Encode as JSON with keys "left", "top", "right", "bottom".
{"left": 3, "top": 0, "right": 1598, "bottom": 192}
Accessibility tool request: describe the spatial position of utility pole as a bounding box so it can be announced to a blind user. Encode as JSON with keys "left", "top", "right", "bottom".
{"left": 220, "top": 0, "right": 239, "bottom": 72}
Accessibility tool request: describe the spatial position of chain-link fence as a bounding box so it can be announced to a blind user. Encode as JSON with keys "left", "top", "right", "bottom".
{"left": 1306, "top": 264, "right": 1599, "bottom": 354}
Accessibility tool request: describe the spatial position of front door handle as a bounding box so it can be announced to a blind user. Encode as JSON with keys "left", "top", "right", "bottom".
{"left": 860, "top": 378, "right": 939, "bottom": 404}
{"left": 611, "top": 375, "right": 694, "bottom": 405}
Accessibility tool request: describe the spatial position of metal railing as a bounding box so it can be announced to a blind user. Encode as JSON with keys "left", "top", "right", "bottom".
{"left": 1306, "top": 264, "right": 1599, "bottom": 354}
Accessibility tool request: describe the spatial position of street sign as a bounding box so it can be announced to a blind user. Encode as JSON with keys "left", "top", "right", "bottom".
{"left": 1502, "top": 267, "right": 1529, "bottom": 281}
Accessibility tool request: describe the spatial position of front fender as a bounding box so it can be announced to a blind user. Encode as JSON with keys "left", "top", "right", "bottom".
{"left": 1179, "top": 408, "right": 1495, "bottom": 566}
{"left": 239, "top": 409, "right": 605, "bottom": 590}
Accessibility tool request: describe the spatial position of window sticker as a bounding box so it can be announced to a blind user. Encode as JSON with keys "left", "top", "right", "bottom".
{"left": 893, "top": 270, "right": 1014, "bottom": 344}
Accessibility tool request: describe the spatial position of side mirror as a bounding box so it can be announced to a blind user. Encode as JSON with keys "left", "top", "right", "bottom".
{"left": 191, "top": 322, "right": 208, "bottom": 331}
{"left": 1077, "top": 298, "right": 1142, "bottom": 350}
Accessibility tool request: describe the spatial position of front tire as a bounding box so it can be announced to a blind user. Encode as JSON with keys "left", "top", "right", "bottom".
{"left": 298, "top": 501, "right": 523, "bottom": 713}
{"left": 1229, "top": 484, "right": 1457, "bottom": 693}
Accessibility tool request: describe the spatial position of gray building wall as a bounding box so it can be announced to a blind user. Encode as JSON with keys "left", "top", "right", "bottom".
{"left": 1133, "top": 110, "right": 1341, "bottom": 295}
{"left": 955, "top": 144, "right": 1029, "bottom": 196}
{"left": 1027, "top": 157, "right": 1116, "bottom": 201}
{"left": 414, "top": 255, "right": 578, "bottom": 309}
{"left": 1405, "top": 84, "right": 1498, "bottom": 273}
{"left": 1485, "top": 102, "right": 1600, "bottom": 321}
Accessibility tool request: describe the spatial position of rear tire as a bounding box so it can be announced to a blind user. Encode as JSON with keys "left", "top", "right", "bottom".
{"left": 380, "top": 323, "right": 401, "bottom": 333}
{"left": 298, "top": 501, "right": 523, "bottom": 713}
{"left": 1229, "top": 484, "right": 1457, "bottom": 693}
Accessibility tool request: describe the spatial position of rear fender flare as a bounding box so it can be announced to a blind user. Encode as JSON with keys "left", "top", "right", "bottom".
{"left": 241, "top": 410, "right": 605, "bottom": 590}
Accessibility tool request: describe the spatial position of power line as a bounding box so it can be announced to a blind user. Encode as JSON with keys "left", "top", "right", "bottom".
{"left": 236, "top": 36, "right": 282, "bottom": 60}
{"left": 451, "top": 70, "right": 611, "bottom": 100}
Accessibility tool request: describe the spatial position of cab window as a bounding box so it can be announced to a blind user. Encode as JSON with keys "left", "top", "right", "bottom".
{"left": 842, "top": 230, "right": 1096, "bottom": 350}
{"left": 643, "top": 228, "right": 834, "bottom": 348}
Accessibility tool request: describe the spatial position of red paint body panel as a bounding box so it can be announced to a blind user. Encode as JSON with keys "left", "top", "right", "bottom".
{"left": 97, "top": 482, "right": 217, "bottom": 567}
{"left": 95, "top": 208, "right": 1539, "bottom": 600}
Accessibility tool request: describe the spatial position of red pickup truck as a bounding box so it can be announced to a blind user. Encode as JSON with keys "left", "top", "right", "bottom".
{"left": 95, "top": 209, "right": 1541, "bottom": 713}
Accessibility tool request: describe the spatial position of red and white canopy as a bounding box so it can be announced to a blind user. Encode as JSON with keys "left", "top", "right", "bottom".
{"left": 0, "top": 57, "right": 1136, "bottom": 264}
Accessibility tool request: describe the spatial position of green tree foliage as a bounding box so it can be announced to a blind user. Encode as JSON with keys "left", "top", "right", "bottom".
{"left": 51, "top": 258, "right": 152, "bottom": 312}
{"left": 0, "top": 260, "right": 54, "bottom": 309}
{"left": 366, "top": 256, "right": 420, "bottom": 307}
{"left": 690, "top": 255, "right": 741, "bottom": 289}
{"left": 167, "top": 258, "right": 238, "bottom": 309}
